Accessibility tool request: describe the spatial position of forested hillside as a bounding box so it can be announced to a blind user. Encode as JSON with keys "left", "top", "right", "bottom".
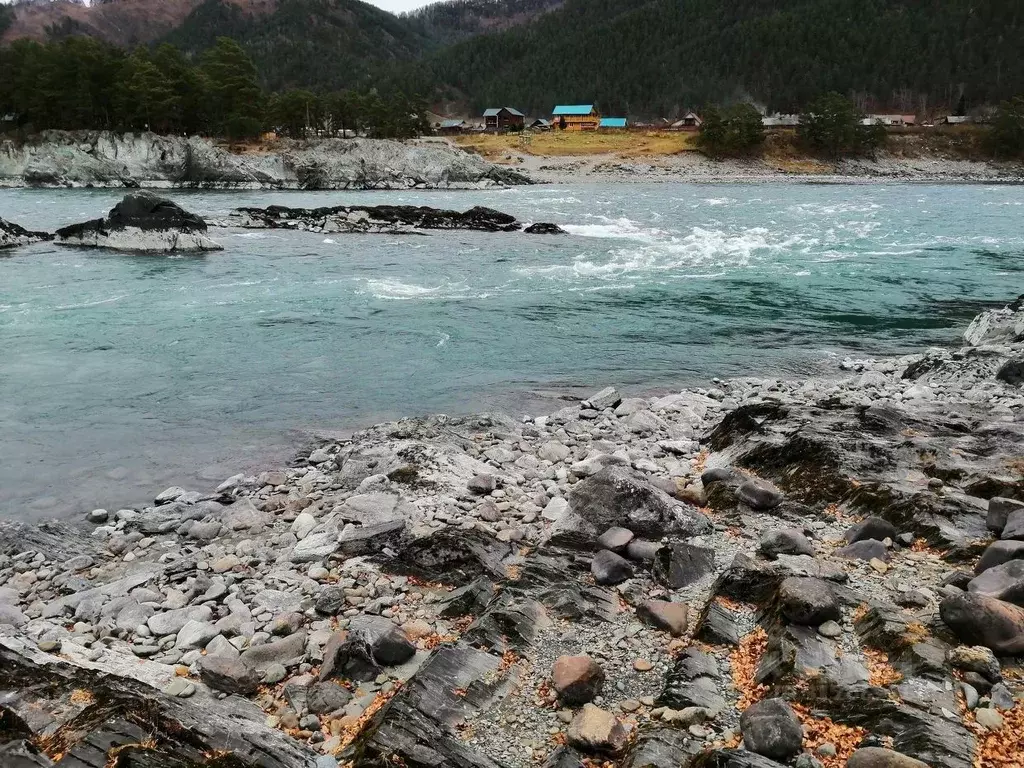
{"left": 161, "top": 0, "right": 427, "bottom": 90}
{"left": 403, "top": 0, "right": 564, "bottom": 46}
{"left": 1, "top": 0, "right": 1022, "bottom": 117}
{"left": 416, "top": 0, "right": 1024, "bottom": 116}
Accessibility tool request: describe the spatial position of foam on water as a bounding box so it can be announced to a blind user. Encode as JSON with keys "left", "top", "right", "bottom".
{"left": 0, "top": 181, "right": 1021, "bottom": 518}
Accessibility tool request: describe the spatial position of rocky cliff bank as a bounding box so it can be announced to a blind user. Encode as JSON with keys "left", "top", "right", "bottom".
{"left": 2, "top": 300, "right": 1024, "bottom": 768}
{"left": 0, "top": 132, "right": 532, "bottom": 189}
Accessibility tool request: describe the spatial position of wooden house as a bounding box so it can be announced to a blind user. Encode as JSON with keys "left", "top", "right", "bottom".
{"left": 552, "top": 104, "right": 600, "bottom": 131}
{"left": 437, "top": 119, "right": 467, "bottom": 135}
{"left": 483, "top": 107, "right": 525, "bottom": 132}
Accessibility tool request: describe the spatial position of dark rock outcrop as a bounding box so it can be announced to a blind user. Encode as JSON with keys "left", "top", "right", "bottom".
{"left": 55, "top": 192, "right": 222, "bottom": 252}
{"left": 228, "top": 203, "right": 523, "bottom": 234}
{"left": 569, "top": 466, "right": 712, "bottom": 540}
{"left": 0, "top": 218, "right": 52, "bottom": 250}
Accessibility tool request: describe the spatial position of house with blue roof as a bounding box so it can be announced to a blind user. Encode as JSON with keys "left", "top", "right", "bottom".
{"left": 551, "top": 104, "right": 601, "bottom": 131}
{"left": 483, "top": 107, "right": 525, "bottom": 132}
{"left": 599, "top": 117, "right": 628, "bottom": 129}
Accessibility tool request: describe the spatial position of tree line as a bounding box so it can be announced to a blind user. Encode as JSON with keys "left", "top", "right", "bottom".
{"left": 697, "top": 93, "right": 1024, "bottom": 160}
{"left": 0, "top": 36, "right": 429, "bottom": 140}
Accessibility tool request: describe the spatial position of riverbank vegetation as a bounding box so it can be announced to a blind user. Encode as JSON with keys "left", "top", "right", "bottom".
{"left": 0, "top": 36, "right": 428, "bottom": 140}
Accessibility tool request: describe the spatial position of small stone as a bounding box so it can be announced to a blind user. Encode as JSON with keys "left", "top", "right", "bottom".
{"left": 636, "top": 600, "right": 688, "bottom": 636}
{"left": 778, "top": 577, "right": 840, "bottom": 626}
{"left": 263, "top": 663, "right": 288, "bottom": 684}
{"left": 162, "top": 678, "right": 195, "bottom": 697}
{"left": 468, "top": 474, "right": 496, "bottom": 494}
{"left": 869, "top": 558, "right": 889, "bottom": 574}
{"left": 620, "top": 699, "right": 641, "bottom": 712}
{"left": 597, "top": 526, "right": 634, "bottom": 553}
{"left": 846, "top": 747, "right": 932, "bottom": 768}
{"left": 633, "top": 659, "right": 653, "bottom": 672}
{"left": 975, "top": 707, "right": 1004, "bottom": 731}
{"left": 87, "top": 509, "right": 109, "bottom": 523}
{"left": 566, "top": 703, "right": 628, "bottom": 755}
{"left": 735, "top": 478, "right": 785, "bottom": 510}
{"left": 552, "top": 655, "right": 605, "bottom": 706}
{"left": 817, "top": 620, "right": 842, "bottom": 638}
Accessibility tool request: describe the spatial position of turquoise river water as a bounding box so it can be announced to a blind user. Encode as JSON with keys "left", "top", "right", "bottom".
{"left": 1, "top": 183, "right": 1022, "bottom": 517}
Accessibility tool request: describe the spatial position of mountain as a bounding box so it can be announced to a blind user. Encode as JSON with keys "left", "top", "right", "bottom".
{"left": 2, "top": 0, "right": 1022, "bottom": 116}
{"left": 0, "top": 0, "right": 206, "bottom": 47}
{"left": 420, "top": 0, "right": 1024, "bottom": 116}
{"left": 403, "top": 0, "right": 565, "bottom": 47}
{"left": 160, "top": 0, "right": 426, "bottom": 90}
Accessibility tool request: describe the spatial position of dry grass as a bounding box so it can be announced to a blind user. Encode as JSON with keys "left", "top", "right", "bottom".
{"left": 731, "top": 627, "right": 769, "bottom": 710}
{"left": 791, "top": 703, "right": 869, "bottom": 768}
{"left": 968, "top": 703, "right": 1024, "bottom": 768}
{"left": 454, "top": 130, "right": 697, "bottom": 160}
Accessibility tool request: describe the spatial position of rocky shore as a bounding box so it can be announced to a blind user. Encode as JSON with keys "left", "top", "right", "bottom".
{"left": 2, "top": 300, "right": 1024, "bottom": 768}
{"left": 0, "top": 132, "right": 531, "bottom": 189}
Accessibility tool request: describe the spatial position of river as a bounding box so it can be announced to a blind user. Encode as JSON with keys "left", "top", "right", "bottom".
{"left": 1, "top": 182, "right": 1022, "bottom": 517}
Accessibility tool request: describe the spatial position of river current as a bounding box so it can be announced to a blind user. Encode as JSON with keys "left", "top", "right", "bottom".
{"left": 1, "top": 182, "right": 1022, "bottom": 517}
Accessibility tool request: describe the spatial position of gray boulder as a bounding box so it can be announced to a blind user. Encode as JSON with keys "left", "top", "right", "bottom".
{"left": 969, "top": 560, "right": 1024, "bottom": 606}
{"left": 836, "top": 538, "right": 890, "bottom": 562}
{"left": 940, "top": 592, "right": 1024, "bottom": 655}
{"left": 844, "top": 516, "right": 897, "bottom": 544}
{"left": 777, "top": 577, "right": 840, "bottom": 626}
{"left": 306, "top": 681, "right": 353, "bottom": 714}
{"left": 239, "top": 632, "right": 308, "bottom": 672}
{"left": 735, "top": 478, "right": 785, "bottom": 510}
{"left": 988, "top": 497, "right": 1024, "bottom": 534}
{"left": 653, "top": 543, "right": 715, "bottom": 589}
{"left": 198, "top": 654, "right": 260, "bottom": 695}
{"left": 976, "top": 540, "right": 1024, "bottom": 574}
{"left": 758, "top": 529, "right": 814, "bottom": 559}
{"left": 1001, "top": 508, "right": 1024, "bottom": 540}
{"left": 55, "top": 193, "right": 222, "bottom": 252}
{"left": 739, "top": 698, "right": 803, "bottom": 761}
{"left": 591, "top": 550, "right": 635, "bottom": 586}
{"left": 569, "top": 466, "right": 711, "bottom": 540}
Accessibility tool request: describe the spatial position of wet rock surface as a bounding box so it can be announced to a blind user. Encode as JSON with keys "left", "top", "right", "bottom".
{"left": 2, "top": 299, "right": 1024, "bottom": 767}
{"left": 55, "top": 192, "right": 223, "bottom": 251}
{"left": 223, "top": 203, "right": 560, "bottom": 235}
{"left": 0, "top": 217, "right": 52, "bottom": 249}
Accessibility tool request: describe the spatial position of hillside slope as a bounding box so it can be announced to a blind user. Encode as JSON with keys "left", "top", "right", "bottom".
{"left": 420, "top": 0, "right": 1024, "bottom": 116}
{"left": 403, "top": 0, "right": 565, "bottom": 46}
{"left": 161, "top": 0, "right": 427, "bottom": 90}
{"left": 0, "top": 0, "right": 205, "bottom": 47}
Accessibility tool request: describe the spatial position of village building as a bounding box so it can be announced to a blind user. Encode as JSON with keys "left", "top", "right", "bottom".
{"left": 670, "top": 112, "right": 703, "bottom": 131}
{"left": 437, "top": 119, "right": 467, "bottom": 135}
{"left": 861, "top": 114, "right": 916, "bottom": 126}
{"left": 530, "top": 118, "right": 552, "bottom": 130}
{"left": 761, "top": 114, "right": 800, "bottom": 128}
{"left": 598, "top": 117, "right": 628, "bottom": 129}
{"left": 942, "top": 115, "right": 972, "bottom": 125}
{"left": 552, "top": 104, "right": 601, "bottom": 131}
{"left": 483, "top": 107, "right": 525, "bottom": 132}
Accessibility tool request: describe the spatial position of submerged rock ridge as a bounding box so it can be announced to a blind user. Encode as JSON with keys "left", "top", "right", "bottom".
{"left": 2, "top": 298, "right": 1024, "bottom": 767}
{"left": 0, "top": 132, "right": 533, "bottom": 189}
{"left": 55, "top": 192, "right": 223, "bottom": 252}
{"left": 223, "top": 203, "right": 566, "bottom": 235}
{"left": 0, "top": 217, "right": 52, "bottom": 249}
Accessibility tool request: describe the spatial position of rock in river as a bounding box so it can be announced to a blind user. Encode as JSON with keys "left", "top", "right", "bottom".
{"left": 0, "top": 217, "right": 52, "bottom": 249}
{"left": 55, "top": 192, "right": 223, "bottom": 252}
